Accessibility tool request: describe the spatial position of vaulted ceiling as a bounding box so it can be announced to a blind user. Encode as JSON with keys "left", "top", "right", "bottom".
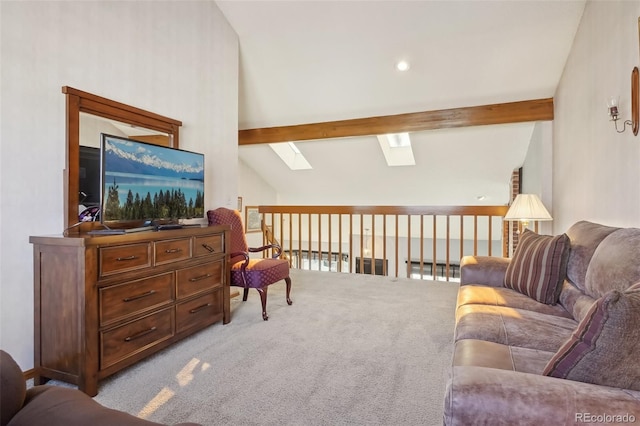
{"left": 215, "top": 0, "right": 587, "bottom": 206}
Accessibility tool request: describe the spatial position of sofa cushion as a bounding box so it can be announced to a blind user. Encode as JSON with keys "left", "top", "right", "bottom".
{"left": 565, "top": 221, "right": 619, "bottom": 292}
{"left": 453, "top": 339, "right": 555, "bottom": 374}
{"left": 584, "top": 228, "right": 640, "bottom": 299}
{"left": 455, "top": 304, "right": 577, "bottom": 352}
{"left": 558, "top": 280, "right": 597, "bottom": 323}
{"left": 0, "top": 351, "right": 26, "bottom": 426}
{"left": 457, "top": 285, "right": 573, "bottom": 319}
{"left": 444, "top": 366, "right": 640, "bottom": 426}
{"left": 543, "top": 282, "right": 640, "bottom": 391}
{"left": 504, "top": 230, "right": 569, "bottom": 304}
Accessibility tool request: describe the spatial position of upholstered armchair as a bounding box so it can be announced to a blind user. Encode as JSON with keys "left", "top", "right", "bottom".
{"left": 207, "top": 207, "right": 292, "bottom": 320}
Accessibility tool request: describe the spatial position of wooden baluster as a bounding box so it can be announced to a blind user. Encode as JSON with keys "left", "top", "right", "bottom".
{"left": 317, "top": 213, "right": 321, "bottom": 271}
{"left": 473, "top": 215, "right": 478, "bottom": 256}
{"left": 297, "top": 213, "right": 302, "bottom": 268}
{"left": 359, "top": 214, "right": 364, "bottom": 274}
{"left": 382, "top": 214, "right": 387, "bottom": 277}
{"left": 406, "top": 214, "right": 411, "bottom": 279}
{"left": 349, "top": 214, "right": 353, "bottom": 273}
{"left": 419, "top": 215, "right": 425, "bottom": 279}
{"left": 307, "top": 213, "right": 312, "bottom": 270}
{"left": 394, "top": 215, "right": 399, "bottom": 278}
{"left": 370, "top": 214, "right": 375, "bottom": 275}
{"left": 487, "top": 216, "right": 493, "bottom": 256}
{"left": 432, "top": 216, "right": 437, "bottom": 280}
{"left": 338, "top": 214, "right": 343, "bottom": 272}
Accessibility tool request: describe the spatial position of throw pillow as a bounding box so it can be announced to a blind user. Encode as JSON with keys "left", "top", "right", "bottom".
{"left": 504, "top": 229, "right": 570, "bottom": 305}
{"left": 543, "top": 283, "right": 640, "bottom": 391}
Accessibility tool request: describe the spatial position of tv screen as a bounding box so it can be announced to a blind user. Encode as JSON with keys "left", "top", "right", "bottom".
{"left": 100, "top": 134, "right": 205, "bottom": 224}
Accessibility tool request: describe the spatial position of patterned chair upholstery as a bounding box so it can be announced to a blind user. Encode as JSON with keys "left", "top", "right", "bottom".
{"left": 207, "top": 207, "right": 292, "bottom": 320}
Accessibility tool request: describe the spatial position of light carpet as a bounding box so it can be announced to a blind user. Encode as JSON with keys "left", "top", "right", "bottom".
{"left": 93, "top": 269, "right": 459, "bottom": 426}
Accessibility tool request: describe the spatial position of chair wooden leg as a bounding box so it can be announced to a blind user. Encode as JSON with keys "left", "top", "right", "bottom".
{"left": 242, "top": 287, "right": 249, "bottom": 302}
{"left": 257, "top": 287, "right": 268, "bottom": 320}
{"left": 285, "top": 277, "right": 293, "bottom": 306}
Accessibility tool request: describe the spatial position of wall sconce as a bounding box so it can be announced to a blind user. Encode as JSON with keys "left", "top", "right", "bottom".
{"left": 607, "top": 67, "right": 639, "bottom": 136}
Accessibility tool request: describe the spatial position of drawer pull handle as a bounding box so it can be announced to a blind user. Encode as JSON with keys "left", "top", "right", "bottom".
{"left": 116, "top": 255, "right": 139, "bottom": 261}
{"left": 189, "top": 303, "right": 212, "bottom": 314}
{"left": 165, "top": 248, "right": 182, "bottom": 254}
{"left": 124, "top": 326, "right": 157, "bottom": 342}
{"left": 189, "top": 273, "right": 212, "bottom": 282}
{"left": 123, "top": 290, "right": 156, "bottom": 302}
{"left": 202, "top": 243, "right": 215, "bottom": 253}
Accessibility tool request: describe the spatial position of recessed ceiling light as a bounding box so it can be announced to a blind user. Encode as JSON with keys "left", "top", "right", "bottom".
{"left": 396, "top": 60, "right": 410, "bottom": 72}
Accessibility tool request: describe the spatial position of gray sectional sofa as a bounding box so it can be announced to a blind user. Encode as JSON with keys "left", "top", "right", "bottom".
{"left": 444, "top": 221, "right": 640, "bottom": 425}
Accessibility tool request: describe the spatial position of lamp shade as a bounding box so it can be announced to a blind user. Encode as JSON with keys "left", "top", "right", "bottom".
{"left": 504, "top": 194, "right": 552, "bottom": 221}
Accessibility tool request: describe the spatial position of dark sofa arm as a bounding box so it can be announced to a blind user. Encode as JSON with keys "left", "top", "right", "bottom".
{"left": 1, "top": 349, "right": 200, "bottom": 426}
{"left": 460, "top": 256, "right": 510, "bottom": 287}
{"left": 9, "top": 386, "right": 201, "bottom": 426}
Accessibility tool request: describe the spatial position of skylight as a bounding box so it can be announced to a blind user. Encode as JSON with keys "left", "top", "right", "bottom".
{"left": 269, "top": 142, "right": 312, "bottom": 170}
{"left": 377, "top": 133, "right": 415, "bottom": 166}
{"left": 386, "top": 132, "right": 411, "bottom": 148}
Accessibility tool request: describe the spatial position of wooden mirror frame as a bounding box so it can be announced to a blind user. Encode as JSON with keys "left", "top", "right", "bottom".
{"left": 63, "top": 86, "right": 182, "bottom": 232}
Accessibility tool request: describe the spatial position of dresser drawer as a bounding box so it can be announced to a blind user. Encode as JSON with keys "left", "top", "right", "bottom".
{"left": 176, "top": 260, "right": 223, "bottom": 299}
{"left": 155, "top": 238, "right": 191, "bottom": 265}
{"left": 100, "top": 308, "right": 174, "bottom": 370}
{"left": 176, "top": 291, "right": 222, "bottom": 333}
{"left": 194, "top": 234, "right": 224, "bottom": 257}
{"left": 99, "top": 243, "right": 152, "bottom": 277}
{"left": 99, "top": 273, "right": 174, "bottom": 326}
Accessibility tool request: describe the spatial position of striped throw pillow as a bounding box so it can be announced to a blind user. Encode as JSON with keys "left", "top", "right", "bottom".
{"left": 504, "top": 229, "right": 570, "bottom": 304}
{"left": 543, "top": 283, "right": 640, "bottom": 390}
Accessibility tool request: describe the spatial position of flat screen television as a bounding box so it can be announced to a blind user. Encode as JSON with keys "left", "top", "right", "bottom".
{"left": 100, "top": 133, "right": 205, "bottom": 226}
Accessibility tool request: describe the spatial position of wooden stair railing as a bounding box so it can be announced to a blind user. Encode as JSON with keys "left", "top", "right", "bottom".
{"left": 256, "top": 205, "right": 514, "bottom": 281}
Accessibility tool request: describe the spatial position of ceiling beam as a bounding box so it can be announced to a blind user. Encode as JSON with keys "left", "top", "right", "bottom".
{"left": 238, "top": 98, "right": 553, "bottom": 145}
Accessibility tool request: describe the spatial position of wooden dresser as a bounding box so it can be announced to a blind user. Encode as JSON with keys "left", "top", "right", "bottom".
{"left": 30, "top": 225, "right": 230, "bottom": 396}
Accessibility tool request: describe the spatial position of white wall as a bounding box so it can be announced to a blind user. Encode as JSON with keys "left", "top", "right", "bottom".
{"left": 238, "top": 158, "right": 278, "bottom": 207}
{"left": 522, "top": 121, "right": 554, "bottom": 235}
{"left": 0, "top": 1, "right": 238, "bottom": 370}
{"left": 238, "top": 158, "right": 277, "bottom": 247}
{"left": 553, "top": 1, "right": 640, "bottom": 232}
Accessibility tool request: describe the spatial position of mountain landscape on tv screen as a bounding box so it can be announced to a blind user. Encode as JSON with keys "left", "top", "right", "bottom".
{"left": 104, "top": 140, "right": 204, "bottom": 181}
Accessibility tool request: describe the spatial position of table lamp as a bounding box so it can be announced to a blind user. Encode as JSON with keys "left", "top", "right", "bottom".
{"left": 504, "top": 194, "right": 552, "bottom": 230}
